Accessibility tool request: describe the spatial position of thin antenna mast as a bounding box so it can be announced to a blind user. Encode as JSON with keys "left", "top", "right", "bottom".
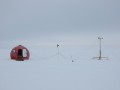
{"left": 98, "top": 37, "right": 103, "bottom": 60}
{"left": 57, "top": 44, "right": 60, "bottom": 60}
{"left": 93, "top": 37, "right": 108, "bottom": 60}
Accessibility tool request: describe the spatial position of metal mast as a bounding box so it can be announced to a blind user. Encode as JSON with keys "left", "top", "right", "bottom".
{"left": 57, "top": 44, "right": 60, "bottom": 60}
{"left": 98, "top": 37, "right": 103, "bottom": 60}
{"left": 93, "top": 37, "right": 108, "bottom": 60}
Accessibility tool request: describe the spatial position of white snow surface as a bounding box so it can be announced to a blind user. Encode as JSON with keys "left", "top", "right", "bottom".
{"left": 0, "top": 46, "right": 120, "bottom": 90}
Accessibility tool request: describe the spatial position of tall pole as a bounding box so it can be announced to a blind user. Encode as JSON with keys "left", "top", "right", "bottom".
{"left": 57, "top": 44, "right": 60, "bottom": 60}
{"left": 93, "top": 37, "right": 108, "bottom": 60}
{"left": 98, "top": 37, "right": 103, "bottom": 60}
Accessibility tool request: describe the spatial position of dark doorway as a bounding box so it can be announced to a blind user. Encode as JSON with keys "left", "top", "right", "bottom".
{"left": 17, "top": 49, "right": 23, "bottom": 60}
{"left": 18, "top": 49, "right": 22, "bottom": 57}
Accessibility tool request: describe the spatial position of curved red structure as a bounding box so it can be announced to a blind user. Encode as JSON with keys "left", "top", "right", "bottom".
{"left": 10, "top": 45, "right": 30, "bottom": 61}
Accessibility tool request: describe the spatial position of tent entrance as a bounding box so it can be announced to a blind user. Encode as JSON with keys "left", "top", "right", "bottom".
{"left": 17, "top": 49, "right": 23, "bottom": 60}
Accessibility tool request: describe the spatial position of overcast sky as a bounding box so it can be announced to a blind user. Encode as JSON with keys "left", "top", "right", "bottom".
{"left": 0, "top": 0, "right": 120, "bottom": 47}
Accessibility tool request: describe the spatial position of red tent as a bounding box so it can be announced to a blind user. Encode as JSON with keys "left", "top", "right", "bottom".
{"left": 10, "top": 45, "right": 30, "bottom": 61}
